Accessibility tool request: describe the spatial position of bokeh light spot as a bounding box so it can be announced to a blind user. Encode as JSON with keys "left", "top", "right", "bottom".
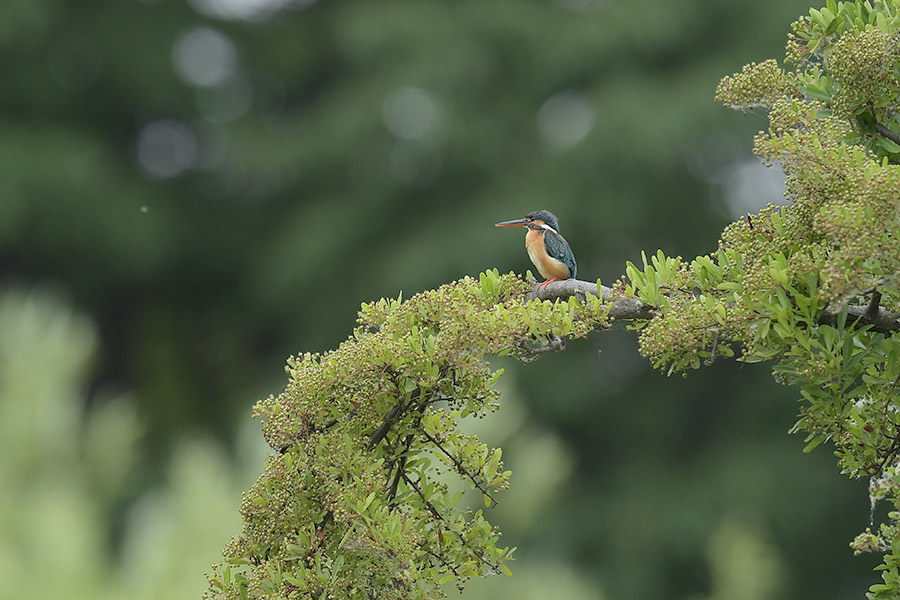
{"left": 536, "top": 90, "right": 595, "bottom": 149}
{"left": 187, "top": 0, "right": 317, "bottom": 22}
{"left": 382, "top": 86, "right": 442, "bottom": 141}
{"left": 135, "top": 120, "right": 198, "bottom": 179}
{"left": 172, "top": 26, "right": 237, "bottom": 88}
{"left": 722, "top": 160, "right": 787, "bottom": 217}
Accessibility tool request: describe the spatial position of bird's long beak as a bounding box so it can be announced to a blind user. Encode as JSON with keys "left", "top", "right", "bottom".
{"left": 495, "top": 218, "right": 529, "bottom": 227}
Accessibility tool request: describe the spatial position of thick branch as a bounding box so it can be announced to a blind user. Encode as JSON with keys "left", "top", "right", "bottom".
{"left": 531, "top": 278, "right": 900, "bottom": 334}
{"left": 866, "top": 291, "right": 883, "bottom": 321}
{"left": 526, "top": 278, "right": 655, "bottom": 320}
{"left": 368, "top": 386, "right": 425, "bottom": 450}
{"left": 870, "top": 103, "right": 900, "bottom": 146}
{"left": 819, "top": 303, "right": 900, "bottom": 334}
{"left": 874, "top": 120, "right": 900, "bottom": 146}
{"left": 368, "top": 404, "right": 401, "bottom": 449}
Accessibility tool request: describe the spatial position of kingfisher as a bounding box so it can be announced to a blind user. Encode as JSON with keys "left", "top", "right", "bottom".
{"left": 496, "top": 210, "right": 577, "bottom": 290}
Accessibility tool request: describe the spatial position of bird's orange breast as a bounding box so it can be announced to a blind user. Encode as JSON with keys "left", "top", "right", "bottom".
{"left": 525, "top": 229, "right": 570, "bottom": 280}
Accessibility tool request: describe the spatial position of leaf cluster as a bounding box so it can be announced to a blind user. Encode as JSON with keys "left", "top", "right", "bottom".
{"left": 205, "top": 271, "right": 610, "bottom": 599}
{"left": 631, "top": 2, "right": 900, "bottom": 596}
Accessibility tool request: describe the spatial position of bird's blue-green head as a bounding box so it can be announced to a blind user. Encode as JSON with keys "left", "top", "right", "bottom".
{"left": 525, "top": 210, "right": 560, "bottom": 232}
{"left": 494, "top": 209, "right": 561, "bottom": 233}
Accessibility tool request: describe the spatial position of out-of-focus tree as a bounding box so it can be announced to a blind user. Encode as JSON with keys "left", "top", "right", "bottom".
{"left": 0, "top": 0, "right": 811, "bottom": 445}
{"left": 206, "top": 0, "right": 900, "bottom": 595}
{"left": 0, "top": 289, "right": 263, "bottom": 599}
{"left": 1, "top": 0, "right": 879, "bottom": 598}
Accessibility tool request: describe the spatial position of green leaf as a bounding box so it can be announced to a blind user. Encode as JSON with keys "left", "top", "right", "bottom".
{"left": 877, "top": 136, "right": 900, "bottom": 154}
{"left": 809, "top": 8, "right": 827, "bottom": 27}
{"left": 803, "top": 434, "right": 827, "bottom": 453}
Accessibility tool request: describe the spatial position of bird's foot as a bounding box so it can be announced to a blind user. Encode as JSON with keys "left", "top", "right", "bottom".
{"left": 536, "top": 278, "right": 559, "bottom": 292}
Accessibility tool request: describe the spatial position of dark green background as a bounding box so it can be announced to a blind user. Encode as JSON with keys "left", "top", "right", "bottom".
{"left": 0, "top": 0, "right": 878, "bottom": 597}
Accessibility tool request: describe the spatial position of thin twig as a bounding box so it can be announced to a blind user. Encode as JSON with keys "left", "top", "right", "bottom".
{"left": 319, "top": 408, "right": 358, "bottom": 432}
{"left": 527, "top": 334, "right": 566, "bottom": 355}
{"left": 387, "top": 452, "right": 406, "bottom": 502}
{"left": 400, "top": 470, "right": 442, "bottom": 519}
{"left": 386, "top": 392, "right": 432, "bottom": 502}
{"left": 427, "top": 549, "right": 461, "bottom": 577}
{"left": 470, "top": 547, "right": 504, "bottom": 575}
{"left": 420, "top": 429, "right": 499, "bottom": 506}
{"left": 709, "top": 332, "right": 720, "bottom": 364}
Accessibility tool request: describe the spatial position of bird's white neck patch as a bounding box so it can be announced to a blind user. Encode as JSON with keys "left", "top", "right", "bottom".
{"left": 539, "top": 223, "right": 559, "bottom": 235}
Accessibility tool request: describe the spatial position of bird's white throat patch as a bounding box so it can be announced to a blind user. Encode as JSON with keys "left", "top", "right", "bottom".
{"left": 539, "top": 223, "right": 559, "bottom": 235}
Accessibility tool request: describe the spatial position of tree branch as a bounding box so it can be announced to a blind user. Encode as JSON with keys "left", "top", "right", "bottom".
{"left": 525, "top": 278, "right": 654, "bottom": 320}
{"left": 866, "top": 290, "right": 883, "bottom": 321}
{"left": 368, "top": 385, "right": 426, "bottom": 450}
{"left": 531, "top": 278, "right": 900, "bottom": 334}
{"left": 401, "top": 470, "right": 502, "bottom": 575}
{"left": 534, "top": 334, "right": 565, "bottom": 353}
{"left": 368, "top": 404, "right": 401, "bottom": 449}
{"left": 420, "top": 429, "right": 499, "bottom": 506}
{"left": 870, "top": 102, "right": 900, "bottom": 146}
{"left": 386, "top": 429, "right": 419, "bottom": 502}
{"left": 517, "top": 333, "right": 565, "bottom": 360}
{"left": 400, "top": 470, "right": 443, "bottom": 520}
{"left": 819, "top": 302, "right": 900, "bottom": 334}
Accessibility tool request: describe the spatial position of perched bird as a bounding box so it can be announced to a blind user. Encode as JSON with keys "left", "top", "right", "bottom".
{"left": 495, "top": 210, "right": 577, "bottom": 290}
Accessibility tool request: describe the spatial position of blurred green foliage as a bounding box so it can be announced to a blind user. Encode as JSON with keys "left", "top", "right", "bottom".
{"left": 0, "top": 290, "right": 266, "bottom": 598}
{"left": 0, "top": 0, "right": 882, "bottom": 598}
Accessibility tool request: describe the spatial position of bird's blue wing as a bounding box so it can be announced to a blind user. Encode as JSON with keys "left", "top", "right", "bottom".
{"left": 543, "top": 230, "right": 577, "bottom": 279}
